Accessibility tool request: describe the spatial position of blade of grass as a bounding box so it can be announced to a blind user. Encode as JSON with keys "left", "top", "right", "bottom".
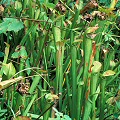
{"left": 23, "top": 94, "right": 37, "bottom": 116}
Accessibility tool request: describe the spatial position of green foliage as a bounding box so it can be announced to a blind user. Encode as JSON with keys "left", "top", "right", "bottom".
{"left": 12, "top": 46, "right": 28, "bottom": 59}
{"left": 99, "top": 0, "right": 120, "bottom": 8}
{"left": 116, "top": 1, "right": 120, "bottom": 7}
{"left": 2, "top": 62, "right": 16, "bottom": 78}
{"left": 0, "top": 52, "right": 4, "bottom": 57}
{"left": 0, "top": 18, "right": 24, "bottom": 34}
{"left": 0, "top": 109, "right": 7, "bottom": 119}
{"left": 0, "top": 0, "right": 120, "bottom": 120}
{"left": 52, "top": 108, "right": 72, "bottom": 120}
{"left": 99, "top": 0, "right": 111, "bottom": 6}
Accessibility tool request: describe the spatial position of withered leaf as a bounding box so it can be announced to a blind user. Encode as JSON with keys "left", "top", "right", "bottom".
{"left": 80, "top": 0, "right": 98, "bottom": 14}
{"left": 0, "top": 5, "right": 4, "bottom": 16}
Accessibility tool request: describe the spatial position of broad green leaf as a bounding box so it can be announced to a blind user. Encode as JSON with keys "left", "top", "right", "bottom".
{"left": 20, "top": 46, "right": 28, "bottom": 59}
{"left": 0, "top": 52, "right": 4, "bottom": 57}
{"left": 7, "top": 21, "right": 23, "bottom": 32}
{"left": 2, "top": 62, "right": 16, "bottom": 78}
{"left": 11, "top": 52, "right": 19, "bottom": 58}
{"left": 0, "top": 18, "right": 24, "bottom": 34}
{"left": 12, "top": 46, "right": 28, "bottom": 59}
{"left": 44, "top": 3, "right": 56, "bottom": 9}
{"left": 103, "top": 70, "right": 115, "bottom": 76}
{"left": 0, "top": 22, "right": 8, "bottom": 34}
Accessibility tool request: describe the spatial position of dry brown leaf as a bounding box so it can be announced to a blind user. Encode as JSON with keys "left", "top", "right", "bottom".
{"left": 56, "top": 2, "right": 66, "bottom": 13}
{"left": 80, "top": 0, "right": 98, "bottom": 14}
{"left": 13, "top": 116, "right": 31, "bottom": 120}
{"left": 16, "top": 82, "right": 30, "bottom": 95}
{"left": 0, "top": 5, "right": 4, "bottom": 16}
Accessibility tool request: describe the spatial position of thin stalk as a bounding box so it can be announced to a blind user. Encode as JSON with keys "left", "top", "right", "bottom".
{"left": 94, "top": 21, "right": 107, "bottom": 61}
{"left": 43, "top": 49, "right": 49, "bottom": 89}
{"left": 71, "top": 0, "right": 83, "bottom": 29}
{"left": 100, "top": 79, "right": 106, "bottom": 120}
{"left": 65, "top": 73, "right": 72, "bottom": 115}
{"left": 34, "top": 32, "right": 48, "bottom": 66}
{"left": 66, "top": 0, "right": 83, "bottom": 38}
{"left": 100, "top": 50, "right": 114, "bottom": 119}
{"left": 76, "top": 79, "right": 83, "bottom": 120}
{"left": 82, "top": 34, "right": 92, "bottom": 119}
{"left": 18, "top": 58, "right": 25, "bottom": 115}
{"left": 22, "top": 0, "right": 28, "bottom": 10}
{"left": 70, "top": 30, "right": 77, "bottom": 120}
{"left": 91, "top": 73, "right": 99, "bottom": 119}
{"left": 82, "top": 36, "right": 92, "bottom": 92}
{"left": 53, "top": 26, "right": 60, "bottom": 94}
{"left": 83, "top": 100, "right": 92, "bottom": 120}
{"left": 53, "top": 25, "right": 64, "bottom": 111}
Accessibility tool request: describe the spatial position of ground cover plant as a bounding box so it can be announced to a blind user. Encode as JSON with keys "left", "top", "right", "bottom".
{"left": 0, "top": 0, "right": 120, "bottom": 120}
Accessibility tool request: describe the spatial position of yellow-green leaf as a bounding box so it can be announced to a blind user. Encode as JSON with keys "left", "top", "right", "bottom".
{"left": 110, "top": 0, "right": 118, "bottom": 9}
{"left": 92, "top": 61, "right": 102, "bottom": 73}
{"left": 103, "top": 70, "right": 115, "bottom": 76}
{"left": 2, "top": 62, "right": 16, "bottom": 78}
{"left": 0, "top": 76, "right": 23, "bottom": 90}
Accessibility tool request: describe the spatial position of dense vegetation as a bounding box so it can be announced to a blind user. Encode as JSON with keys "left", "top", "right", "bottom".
{"left": 0, "top": 0, "right": 120, "bottom": 120}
